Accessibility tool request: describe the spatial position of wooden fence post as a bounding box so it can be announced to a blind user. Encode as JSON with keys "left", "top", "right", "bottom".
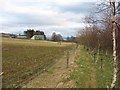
{"left": 67, "top": 50, "right": 69, "bottom": 68}
{"left": 93, "top": 53, "right": 96, "bottom": 64}
{"left": 76, "top": 43, "right": 78, "bottom": 49}
{"left": 101, "top": 58, "right": 103, "bottom": 72}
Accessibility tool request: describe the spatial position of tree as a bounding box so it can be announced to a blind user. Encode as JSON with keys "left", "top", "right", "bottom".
{"left": 51, "top": 32, "right": 57, "bottom": 42}
{"left": 35, "top": 30, "right": 45, "bottom": 35}
{"left": 57, "top": 34, "right": 63, "bottom": 41}
{"left": 76, "top": 1, "right": 120, "bottom": 88}
{"left": 66, "top": 36, "right": 76, "bottom": 42}
{"left": 70, "top": 36, "right": 76, "bottom": 42}
{"left": 66, "top": 36, "right": 70, "bottom": 41}
{"left": 24, "top": 29, "right": 35, "bottom": 38}
{"left": 110, "top": 1, "right": 118, "bottom": 88}
{"left": 24, "top": 30, "right": 46, "bottom": 40}
{"left": 51, "top": 32, "right": 63, "bottom": 42}
{"left": 35, "top": 30, "right": 41, "bottom": 35}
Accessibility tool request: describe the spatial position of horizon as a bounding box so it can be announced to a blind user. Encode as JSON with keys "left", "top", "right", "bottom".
{"left": 0, "top": 31, "right": 77, "bottom": 40}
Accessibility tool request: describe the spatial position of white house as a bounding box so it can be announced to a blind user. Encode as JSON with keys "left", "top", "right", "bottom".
{"left": 31, "top": 35, "right": 45, "bottom": 40}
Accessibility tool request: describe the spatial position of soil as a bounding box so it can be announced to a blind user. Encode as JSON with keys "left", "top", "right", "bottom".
{"left": 22, "top": 46, "right": 79, "bottom": 88}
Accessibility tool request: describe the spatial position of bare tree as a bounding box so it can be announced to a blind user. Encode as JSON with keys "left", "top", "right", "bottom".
{"left": 77, "top": 1, "right": 120, "bottom": 88}
{"left": 110, "top": 1, "right": 118, "bottom": 88}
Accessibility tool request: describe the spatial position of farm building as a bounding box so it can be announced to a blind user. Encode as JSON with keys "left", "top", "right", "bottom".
{"left": 31, "top": 35, "right": 45, "bottom": 40}
{"left": 0, "top": 33, "right": 17, "bottom": 38}
{"left": 17, "top": 35, "right": 27, "bottom": 39}
{"left": 0, "top": 33, "right": 11, "bottom": 38}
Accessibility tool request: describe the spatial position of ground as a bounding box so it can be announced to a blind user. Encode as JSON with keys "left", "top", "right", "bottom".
{"left": 2, "top": 38, "right": 115, "bottom": 88}
{"left": 2, "top": 38, "right": 73, "bottom": 88}
{"left": 23, "top": 45, "right": 113, "bottom": 88}
{"left": 22, "top": 45, "right": 79, "bottom": 88}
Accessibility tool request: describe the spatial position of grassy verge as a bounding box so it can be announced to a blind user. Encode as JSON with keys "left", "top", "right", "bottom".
{"left": 2, "top": 38, "right": 73, "bottom": 88}
{"left": 70, "top": 46, "right": 114, "bottom": 88}
{"left": 116, "top": 55, "right": 120, "bottom": 87}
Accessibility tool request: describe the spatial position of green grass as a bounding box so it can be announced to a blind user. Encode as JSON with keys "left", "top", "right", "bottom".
{"left": 2, "top": 38, "right": 73, "bottom": 88}
{"left": 70, "top": 46, "right": 114, "bottom": 88}
{"left": 116, "top": 55, "right": 120, "bottom": 88}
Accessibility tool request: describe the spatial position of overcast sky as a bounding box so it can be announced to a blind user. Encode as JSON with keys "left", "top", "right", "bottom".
{"left": 0, "top": 0, "right": 99, "bottom": 37}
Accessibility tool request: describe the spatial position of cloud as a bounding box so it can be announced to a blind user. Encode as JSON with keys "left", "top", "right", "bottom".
{"left": 56, "top": 2, "right": 96, "bottom": 14}
{"left": 0, "top": 2, "right": 85, "bottom": 26}
{"left": 0, "top": 0, "right": 97, "bottom": 36}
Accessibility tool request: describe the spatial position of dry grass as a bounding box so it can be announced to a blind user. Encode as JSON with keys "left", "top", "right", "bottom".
{"left": 2, "top": 38, "right": 73, "bottom": 88}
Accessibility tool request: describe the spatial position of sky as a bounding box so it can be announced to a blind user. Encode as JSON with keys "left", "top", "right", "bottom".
{"left": 0, "top": 0, "right": 99, "bottom": 37}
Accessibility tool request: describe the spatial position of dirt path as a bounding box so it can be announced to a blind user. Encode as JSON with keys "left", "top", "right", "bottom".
{"left": 22, "top": 46, "right": 79, "bottom": 88}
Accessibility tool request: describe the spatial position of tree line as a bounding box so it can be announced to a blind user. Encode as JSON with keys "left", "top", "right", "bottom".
{"left": 24, "top": 29, "right": 46, "bottom": 39}
{"left": 77, "top": 2, "right": 120, "bottom": 54}
{"left": 76, "top": 1, "right": 120, "bottom": 88}
{"left": 24, "top": 29, "right": 76, "bottom": 42}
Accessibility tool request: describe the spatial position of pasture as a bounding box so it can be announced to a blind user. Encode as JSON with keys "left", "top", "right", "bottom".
{"left": 2, "top": 38, "right": 73, "bottom": 88}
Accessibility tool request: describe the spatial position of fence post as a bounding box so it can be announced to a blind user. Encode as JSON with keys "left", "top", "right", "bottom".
{"left": 67, "top": 50, "right": 69, "bottom": 68}
{"left": 93, "top": 53, "right": 96, "bottom": 64}
{"left": 101, "top": 58, "right": 103, "bottom": 72}
{"left": 76, "top": 43, "right": 78, "bottom": 49}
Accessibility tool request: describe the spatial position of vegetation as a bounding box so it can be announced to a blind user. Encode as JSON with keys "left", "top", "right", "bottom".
{"left": 1, "top": 1, "right": 120, "bottom": 89}
{"left": 70, "top": 46, "right": 113, "bottom": 88}
{"left": 24, "top": 29, "right": 46, "bottom": 39}
{"left": 2, "top": 38, "right": 72, "bottom": 88}
{"left": 24, "top": 29, "right": 35, "bottom": 38}
{"left": 66, "top": 36, "right": 76, "bottom": 42}
{"left": 76, "top": 1, "right": 120, "bottom": 88}
{"left": 51, "top": 32, "right": 63, "bottom": 42}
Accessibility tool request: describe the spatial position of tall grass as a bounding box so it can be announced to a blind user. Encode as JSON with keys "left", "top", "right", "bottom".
{"left": 70, "top": 46, "right": 114, "bottom": 88}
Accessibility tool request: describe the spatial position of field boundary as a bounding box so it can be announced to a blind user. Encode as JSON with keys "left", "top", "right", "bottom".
{"left": 16, "top": 53, "right": 63, "bottom": 88}
{"left": 55, "top": 46, "right": 80, "bottom": 88}
{"left": 22, "top": 44, "right": 78, "bottom": 88}
{"left": 17, "top": 46, "right": 76, "bottom": 88}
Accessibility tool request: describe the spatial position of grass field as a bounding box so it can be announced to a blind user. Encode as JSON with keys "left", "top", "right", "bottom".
{"left": 2, "top": 38, "right": 73, "bottom": 88}
{"left": 70, "top": 46, "right": 114, "bottom": 88}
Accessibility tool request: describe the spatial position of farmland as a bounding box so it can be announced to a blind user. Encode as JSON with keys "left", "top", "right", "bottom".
{"left": 2, "top": 38, "right": 120, "bottom": 88}
{"left": 21, "top": 45, "right": 116, "bottom": 88}
{"left": 2, "top": 38, "right": 73, "bottom": 88}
